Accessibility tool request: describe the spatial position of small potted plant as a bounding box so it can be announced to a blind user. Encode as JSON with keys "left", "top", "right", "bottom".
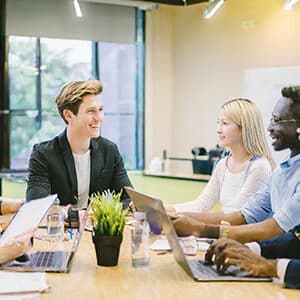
{"left": 90, "top": 189, "right": 127, "bottom": 266}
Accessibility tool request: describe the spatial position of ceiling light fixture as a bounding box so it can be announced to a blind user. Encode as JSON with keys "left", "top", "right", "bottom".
{"left": 204, "top": 0, "right": 225, "bottom": 19}
{"left": 74, "top": 0, "right": 83, "bottom": 17}
{"left": 284, "top": 0, "right": 300, "bottom": 10}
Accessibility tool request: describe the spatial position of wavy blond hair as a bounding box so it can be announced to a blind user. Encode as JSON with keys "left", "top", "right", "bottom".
{"left": 221, "top": 98, "right": 275, "bottom": 169}
{"left": 55, "top": 80, "right": 103, "bottom": 124}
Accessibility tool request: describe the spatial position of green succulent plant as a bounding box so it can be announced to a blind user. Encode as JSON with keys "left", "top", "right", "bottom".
{"left": 90, "top": 190, "right": 128, "bottom": 237}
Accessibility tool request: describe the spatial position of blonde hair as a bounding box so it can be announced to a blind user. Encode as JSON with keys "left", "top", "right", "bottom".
{"left": 221, "top": 98, "right": 275, "bottom": 169}
{"left": 55, "top": 80, "right": 103, "bottom": 124}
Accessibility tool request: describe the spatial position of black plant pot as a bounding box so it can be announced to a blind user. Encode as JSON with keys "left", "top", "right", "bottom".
{"left": 92, "top": 234, "right": 123, "bottom": 266}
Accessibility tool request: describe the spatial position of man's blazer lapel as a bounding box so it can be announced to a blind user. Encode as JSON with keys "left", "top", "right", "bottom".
{"left": 58, "top": 130, "right": 78, "bottom": 197}
{"left": 90, "top": 138, "right": 105, "bottom": 194}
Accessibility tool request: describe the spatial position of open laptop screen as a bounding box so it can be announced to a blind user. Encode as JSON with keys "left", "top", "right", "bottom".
{"left": 125, "top": 187, "right": 194, "bottom": 277}
{"left": 0, "top": 194, "right": 57, "bottom": 246}
{"left": 125, "top": 187, "right": 272, "bottom": 282}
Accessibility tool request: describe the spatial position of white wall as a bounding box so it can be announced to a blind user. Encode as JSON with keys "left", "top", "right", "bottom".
{"left": 145, "top": 6, "right": 176, "bottom": 167}
{"left": 145, "top": 0, "right": 300, "bottom": 170}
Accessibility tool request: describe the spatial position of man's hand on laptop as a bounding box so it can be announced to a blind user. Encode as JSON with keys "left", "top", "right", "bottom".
{"left": 171, "top": 214, "right": 205, "bottom": 237}
{"left": 205, "top": 238, "right": 278, "bottom": 277}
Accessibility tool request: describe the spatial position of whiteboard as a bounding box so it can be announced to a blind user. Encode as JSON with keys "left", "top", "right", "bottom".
{"left": 243, "top": 66, "right": 300, "bottom": 165}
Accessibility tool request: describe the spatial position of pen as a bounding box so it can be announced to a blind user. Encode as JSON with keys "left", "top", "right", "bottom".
{"left": 38, "top": 225, "right": 47, "bottom": 229}
{"left": 68, "top": 229, "right": 73, "bottom": 240}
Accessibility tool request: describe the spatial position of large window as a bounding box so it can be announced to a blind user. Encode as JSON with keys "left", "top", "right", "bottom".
{"left": 99, "top": 42, "right": 137, "bottom": 169}
{"left": 7, "top": 35, "right": 144, "bottom": 170}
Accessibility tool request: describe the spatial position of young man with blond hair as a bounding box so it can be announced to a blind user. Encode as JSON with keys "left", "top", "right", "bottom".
{"left": 26, "top": 80, "right": 132, "bottom": 208}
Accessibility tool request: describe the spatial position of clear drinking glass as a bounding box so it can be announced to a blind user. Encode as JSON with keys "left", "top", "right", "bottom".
{"left": 47, "top": 213, "right": 64, "bottom": 242}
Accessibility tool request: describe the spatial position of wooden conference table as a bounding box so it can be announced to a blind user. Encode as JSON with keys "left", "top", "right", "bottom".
{"left": 41, "top": 227, "right": 299, "bottom": 300}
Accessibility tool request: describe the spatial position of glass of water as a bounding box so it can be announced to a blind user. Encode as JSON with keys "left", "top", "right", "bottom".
{"left": 47, "top": 214, "right": 64, "bottom": 242}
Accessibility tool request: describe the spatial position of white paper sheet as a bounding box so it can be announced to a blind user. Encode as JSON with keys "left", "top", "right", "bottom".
{"left": 0, "top": 271, "right": 48, "bottom": 294}
{"left": 150, "top": 237, "right": 212, "bottom": 252}
{"left": 150, "top": 238, "right": 171, "bottom": 251}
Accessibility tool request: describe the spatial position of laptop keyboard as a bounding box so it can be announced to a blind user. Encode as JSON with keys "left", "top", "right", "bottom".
{"left": 188, "top": 259, "right": 220, "bottom": 279}
{"left": 30, "top": 251, "right": 66, "bottom": 268}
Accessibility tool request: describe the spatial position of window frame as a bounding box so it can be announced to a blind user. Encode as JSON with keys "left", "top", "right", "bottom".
{"left": 0, "top": 8, "right": 145, "bottom": 171}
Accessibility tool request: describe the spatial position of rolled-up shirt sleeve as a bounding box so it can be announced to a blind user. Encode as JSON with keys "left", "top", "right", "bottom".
{"left": 273, "top": 189, "right": 300, "bottom": 233}
{"left": 241, "top": 178, "right": 273, "bottom": 224}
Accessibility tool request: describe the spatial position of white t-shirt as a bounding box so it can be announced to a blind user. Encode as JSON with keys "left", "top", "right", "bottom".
{"left": 73, "top": 150, "right": 91, "bottom": 208}
{"left": 174, "top": 156, "right": 272, "bottom": 214}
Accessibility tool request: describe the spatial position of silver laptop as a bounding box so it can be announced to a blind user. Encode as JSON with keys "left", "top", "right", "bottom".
{"left": 0, "top": 194, "right": 56, "bottom": 247}
{"left": 125, "top": 187, "right": 272, "bottom": 282}
{"left": 0, "top": 195, "right": 89, "bottom": 273}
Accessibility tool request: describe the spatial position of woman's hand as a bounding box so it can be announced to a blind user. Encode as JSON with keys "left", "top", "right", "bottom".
{"left": 0, "top": 213, "right": 17, "bottom": 231}
{"left": 0, "top": 230, "right": 34, "bottom": 264}
{"left": 171, "top": 214, "right": 205, "bottom": 237}
{"left": 165, "top": 205, "right": 176, "bottom": 213}
{"left": 1, "top": 200, "right": 23, "bottom": 215}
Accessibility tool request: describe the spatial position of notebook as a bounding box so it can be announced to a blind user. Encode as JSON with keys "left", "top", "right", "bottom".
{"left": 0, "top": 271, "right": 49, "bottom": 294}
{"left": 0, "top": 195, "right": 89, "bottom": 273}
{"left": 125, "top": 187, "right": 272, "bottom": 282}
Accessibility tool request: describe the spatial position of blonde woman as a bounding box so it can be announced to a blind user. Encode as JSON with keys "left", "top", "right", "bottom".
{"left": 169, "top": 98, "right": 275, "bottom": 214}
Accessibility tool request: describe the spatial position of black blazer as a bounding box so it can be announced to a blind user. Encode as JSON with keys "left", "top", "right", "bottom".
{"left": 285, "top": 260, "right": 300, "bottom": 289}
{"left": 26, "top": 130, "right": 133, "bottom": 208}
{"left": 259, "top": 225, "right": 300, "bottom": 259}
{"left": 259, "top": 224, "right": 300, "bottom": 289}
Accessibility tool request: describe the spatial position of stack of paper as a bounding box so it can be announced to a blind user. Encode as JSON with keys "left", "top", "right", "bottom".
{"left": 0, "top": 271, "right": 49, "bottom": 296}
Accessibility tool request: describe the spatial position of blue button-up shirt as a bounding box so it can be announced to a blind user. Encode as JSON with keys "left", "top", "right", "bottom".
{"left": 241, "top": 153, "right": 300, "bottom": 232}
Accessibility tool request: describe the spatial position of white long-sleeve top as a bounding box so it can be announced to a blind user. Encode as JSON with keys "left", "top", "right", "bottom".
{"left": 174, "top": 156, "right": 272, "bottom": 214}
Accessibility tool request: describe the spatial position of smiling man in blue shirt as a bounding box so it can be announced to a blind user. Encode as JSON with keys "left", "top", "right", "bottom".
{"left": 204, "top": 128, "right": 300, "bottom": 289}
{"left": 172, "top": 85, "right": 300, "bottom": 243}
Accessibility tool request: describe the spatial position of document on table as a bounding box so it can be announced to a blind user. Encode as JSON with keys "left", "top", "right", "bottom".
{"left": 0, "top": 272, "right": 49, "bottom": 294}
{"left": 150, "top": 236, "right": 214, "bottom": 252}
{"left": 150, "top": 237, "right": 171, "bottom": 251}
